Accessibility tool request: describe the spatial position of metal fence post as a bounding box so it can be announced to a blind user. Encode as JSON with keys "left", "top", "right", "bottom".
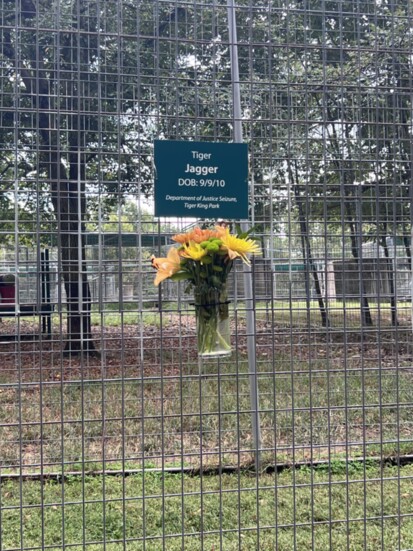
{"left": 227, "top": 0, "right": 262, "bottom": 470}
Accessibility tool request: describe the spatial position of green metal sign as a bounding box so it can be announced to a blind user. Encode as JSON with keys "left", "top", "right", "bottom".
{"left": 154, "top": 140, "right": 248, "bottom": 218}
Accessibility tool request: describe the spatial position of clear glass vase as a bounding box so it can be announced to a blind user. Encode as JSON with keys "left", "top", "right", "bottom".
{"left": 194, "top": 287, "right": 232, "bottom": 358}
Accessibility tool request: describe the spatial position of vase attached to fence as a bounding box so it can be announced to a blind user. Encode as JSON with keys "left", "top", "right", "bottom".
{"left": 194, "top": 286, "right": 232, "bottom": 358}
{"left": 150, "top": 225, "right": 261, "bottom": 358}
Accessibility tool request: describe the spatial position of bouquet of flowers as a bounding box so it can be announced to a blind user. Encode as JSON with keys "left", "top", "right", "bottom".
{"left": 151, "top": 225, "right": 260, "bottom": 357}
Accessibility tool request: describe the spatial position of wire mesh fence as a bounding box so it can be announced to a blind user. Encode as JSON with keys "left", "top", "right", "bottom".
{"left": 1, "top": 0, "right": 413, "bottom": 549}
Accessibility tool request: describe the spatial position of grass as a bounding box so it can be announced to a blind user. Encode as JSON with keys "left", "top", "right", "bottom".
{"left": 86, "top": 299, "right": 412, "bottom": 328}
{"left": 2, "top": 298, "right": 409, "bottom": 331}
{"left": 1, "top": 357, "right": 412, "bottom": 473}
{"left": 1, "top": 463, "right": 413, "bottom": 550}
{"left": 1, "top": 303, "right": 413, "bottom": 548}
{"left": 89, "top": 302, "right": 181, "bottom": 327}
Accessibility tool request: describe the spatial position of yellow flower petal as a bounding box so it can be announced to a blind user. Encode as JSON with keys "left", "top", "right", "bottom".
{"left": 180, "top": 241, "right": 208, "bottom": 261}
{"left": 220, "top": 231, "right": 261, "bottom": 265}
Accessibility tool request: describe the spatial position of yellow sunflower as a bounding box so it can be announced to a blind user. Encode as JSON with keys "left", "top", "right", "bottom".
{"left": 220, "top": 230, "right": 261, "bottom": 265}
{"left": 180, "top": 240, "right": 208, "bottom": 261}
{"left": 151, "top": 247, "right": 182, "bottom": 286}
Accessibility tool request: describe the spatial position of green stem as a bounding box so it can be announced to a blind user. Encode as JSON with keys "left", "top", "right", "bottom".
{"left": 195, "top": 286, "right": 231, "bottom": 357}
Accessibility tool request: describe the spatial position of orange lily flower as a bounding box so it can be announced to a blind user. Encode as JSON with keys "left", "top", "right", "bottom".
{"left": 151, "top": 247, "right": 182, "bottom": 286}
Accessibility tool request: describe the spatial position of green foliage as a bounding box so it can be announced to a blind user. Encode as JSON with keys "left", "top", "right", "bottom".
{"left": 1, "top": 0, "right": 411, "bottom": 245}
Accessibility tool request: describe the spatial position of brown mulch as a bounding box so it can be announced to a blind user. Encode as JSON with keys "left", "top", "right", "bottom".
{"left": 0, "top": 316, "right": 412, "bottom": 384}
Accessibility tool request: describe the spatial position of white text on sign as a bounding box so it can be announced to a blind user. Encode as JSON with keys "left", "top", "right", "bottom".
{"left": 178, "top": 179, "right": 225, "bottom": 187}
{"left": 184, "top": 164, "right": 219, "bottom": 175}
{"left": 191, "top": 150, "right": 211, "bottom": 160}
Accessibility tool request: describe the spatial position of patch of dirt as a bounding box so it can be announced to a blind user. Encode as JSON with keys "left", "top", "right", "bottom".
{"left": 0, "top": 314, "right": 412, "bottom": 385}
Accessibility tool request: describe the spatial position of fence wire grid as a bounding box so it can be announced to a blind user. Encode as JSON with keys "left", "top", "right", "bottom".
{"left": 1, "top": 0, "right": 413, "bottom": 549}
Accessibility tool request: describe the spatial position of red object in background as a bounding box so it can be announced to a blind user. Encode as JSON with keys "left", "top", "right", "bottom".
{"left": 0, "top": 285, "right": 16, "bottom": 304}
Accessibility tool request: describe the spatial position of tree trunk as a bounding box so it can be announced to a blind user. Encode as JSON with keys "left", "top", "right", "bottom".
{"left": 46, "top": 140, "right": 97, "bottom": 356}
{"left": 380, "top": 231, "right": 398, "bottom": 327}
{"left": 3, "top": 26, "right": 97, "bottom": 356}
{"left": 325, "top": 114, "right": 373, "bottom": 327}
{"left": 403, "top": 235, "right": 411, "bottom": 271}
{"left": 290, "top": 162, "right": 330, "bottom": 328}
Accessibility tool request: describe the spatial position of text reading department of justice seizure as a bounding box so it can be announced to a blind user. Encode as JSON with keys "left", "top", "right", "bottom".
{"left": 165, "top": 194, "right": 237, "bottom": 211}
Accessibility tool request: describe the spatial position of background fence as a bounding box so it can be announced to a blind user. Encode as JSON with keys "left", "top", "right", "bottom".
{"left": 1, "top": 0, "right": 413, "bottom": 549}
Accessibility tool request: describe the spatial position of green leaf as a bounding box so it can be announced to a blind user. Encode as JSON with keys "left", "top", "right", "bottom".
{"left": 235, "top": 224, "right": 259, "bottom": 239}
{"left": 169, "top": 272, "right": 191, "bottom": 282}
